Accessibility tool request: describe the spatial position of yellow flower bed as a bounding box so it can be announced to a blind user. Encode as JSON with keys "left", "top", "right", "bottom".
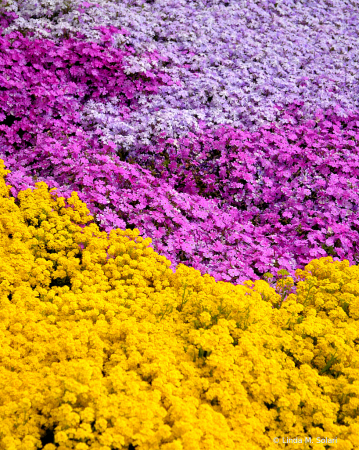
{"left": 0, "top": 160, "right": 358, "bottom": 450}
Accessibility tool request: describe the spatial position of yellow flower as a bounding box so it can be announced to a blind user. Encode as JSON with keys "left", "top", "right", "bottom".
{"left": 0, "top": 159, "right": 358, "bottom": 449}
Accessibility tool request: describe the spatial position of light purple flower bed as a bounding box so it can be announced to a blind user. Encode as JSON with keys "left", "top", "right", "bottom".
{"left": 0, "top": 1, "right": 358, "bottom": 284}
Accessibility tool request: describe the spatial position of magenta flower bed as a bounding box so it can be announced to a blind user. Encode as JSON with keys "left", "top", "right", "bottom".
{"left": 0, "top": 2, "right": 359, "bottom": 284}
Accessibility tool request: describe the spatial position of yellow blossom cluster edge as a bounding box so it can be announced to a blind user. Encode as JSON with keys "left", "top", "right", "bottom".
{"left": 0, "top": 159, "right": 358, "bottom": 450}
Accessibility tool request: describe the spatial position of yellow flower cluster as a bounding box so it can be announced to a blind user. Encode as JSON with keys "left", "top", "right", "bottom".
{"left": 0, "top": 159, "right": 358, "bottom": 450}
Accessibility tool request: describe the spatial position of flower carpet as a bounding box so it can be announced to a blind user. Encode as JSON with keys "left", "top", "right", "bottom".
{"left": 0, "top": 1, "right": 358, "bottom": 449}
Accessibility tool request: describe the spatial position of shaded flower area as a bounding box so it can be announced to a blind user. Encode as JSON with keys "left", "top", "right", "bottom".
{"left": 0, "top": 160, "right": 358, "bottom": 450}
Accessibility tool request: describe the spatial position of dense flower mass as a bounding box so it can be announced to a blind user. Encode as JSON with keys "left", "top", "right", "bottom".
{"left": 138, "top": 108, "right": 359, "bottom": 275}
{"left": 3, "top": 0, "right": 359, "bottom": 136}
{"left": 0, "top": 160, "right": 359, "bottom": 450}
{"left": 0, "top": 1, "right": 359, "bottom": 446}
{"left": 0, "top": 9, "right": 358, "bottom": 283}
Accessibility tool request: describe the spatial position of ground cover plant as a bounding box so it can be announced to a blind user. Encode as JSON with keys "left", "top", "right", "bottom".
{"left": 0, "top": 0, "right": 359, "bottom": 448}
{"left": 0, "top": 4, "right": 359, "bottom": 283}
{"left": 0, "top": 161, "right": 359, "bottom": 450}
